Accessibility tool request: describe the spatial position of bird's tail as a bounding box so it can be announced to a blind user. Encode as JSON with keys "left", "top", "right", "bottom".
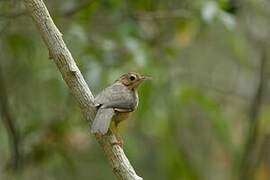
{"left": 91, "top": 108, "right": 115, "bottom": 135}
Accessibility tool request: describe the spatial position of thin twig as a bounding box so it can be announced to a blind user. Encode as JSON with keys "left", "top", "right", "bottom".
{"left": 0, "top": 65, "right": 21, "bottom": 170}
{"left": 239, "top": 46, "right": 267, "bottom": 180}
{"left": 134, "top": 9, "right": 192, "bottom": 20}
{"left": 62, "top": 0, "right": 96, "bottom": 17}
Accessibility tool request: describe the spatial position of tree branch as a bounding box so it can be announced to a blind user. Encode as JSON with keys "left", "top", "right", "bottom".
{"left": 22, "top": 0, "right": 143, "bottom": 179}
{"left": 239, "top": 46, "right": 267, "bottom": 180}
{"left": 0, "top": 65, "right": 21, "bottom": 170}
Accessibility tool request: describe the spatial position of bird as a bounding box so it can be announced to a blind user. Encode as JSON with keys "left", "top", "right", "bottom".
{"left": 91, "top": 72, "right": 149, "bottom": 146}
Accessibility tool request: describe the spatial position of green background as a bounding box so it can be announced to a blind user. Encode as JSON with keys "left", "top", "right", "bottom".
{"left": 0, "top": 0, "right": 270, "bottom": 180}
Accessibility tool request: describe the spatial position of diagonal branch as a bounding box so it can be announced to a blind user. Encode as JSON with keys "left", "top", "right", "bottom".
{"left": 22, "top": 0, "right": 143, "bottom": 179}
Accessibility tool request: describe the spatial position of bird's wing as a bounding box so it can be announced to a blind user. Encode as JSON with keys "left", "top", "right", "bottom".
{"left": 103, "top": 100, "right": 136, "bottom": 111}
{"left": 91, "top": 108, "right": 114, "bottom": 135}
{"left": 94, "top": 82, "right": 137, "bottom": 111}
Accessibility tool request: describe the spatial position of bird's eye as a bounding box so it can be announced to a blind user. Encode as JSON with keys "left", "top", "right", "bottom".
{"left": 129, "top": 75, "right": 136, "bottom": 81}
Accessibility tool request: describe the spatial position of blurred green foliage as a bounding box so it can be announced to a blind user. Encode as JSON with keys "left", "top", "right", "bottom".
{"left": 0, "top": 0, "right": 270, "bottom": 180}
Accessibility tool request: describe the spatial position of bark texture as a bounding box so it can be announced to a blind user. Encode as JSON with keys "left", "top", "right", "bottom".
{"left": 23, "top": 0, "right": 143, "bottom": 179}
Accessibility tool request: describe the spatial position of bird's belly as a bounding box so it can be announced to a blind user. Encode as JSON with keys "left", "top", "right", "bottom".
{"left": 114, "top": 112, "right": 131, "bottom": 124}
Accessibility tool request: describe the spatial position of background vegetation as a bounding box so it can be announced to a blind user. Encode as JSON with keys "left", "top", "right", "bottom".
{"left": 0, "top": 0, "right": 270, "bottom": 179}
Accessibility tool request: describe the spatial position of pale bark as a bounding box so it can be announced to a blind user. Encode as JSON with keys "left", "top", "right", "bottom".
{"left": 23, "top": 0, "right": 143, "bottom": 179}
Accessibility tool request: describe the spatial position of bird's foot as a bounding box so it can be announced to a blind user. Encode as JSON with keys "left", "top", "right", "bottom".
{"left": 112, "top": 136, "right": 124, "bottom": 147}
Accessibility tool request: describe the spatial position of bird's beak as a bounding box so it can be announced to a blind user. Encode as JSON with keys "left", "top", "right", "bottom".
{"left": 141, "top": 75, "right": 152, "bottom": 81}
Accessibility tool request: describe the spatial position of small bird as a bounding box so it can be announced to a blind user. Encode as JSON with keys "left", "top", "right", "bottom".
{"left": 91, "top": 72, "right": 149, "bottom": 146}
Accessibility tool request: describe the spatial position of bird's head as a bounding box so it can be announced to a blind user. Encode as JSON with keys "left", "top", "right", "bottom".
{"left": 118, "top": 72, "right": 150, "bottom": 90}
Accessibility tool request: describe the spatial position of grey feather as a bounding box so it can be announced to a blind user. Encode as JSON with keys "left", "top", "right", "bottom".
{"left": 102, "top": 100, "right": 136, "bottom": 111}
{"left": 95, "top": 82, "right": 138, "bottom": 111}
{"left": 91, "top": 108, "right": 115, "bottom": 134}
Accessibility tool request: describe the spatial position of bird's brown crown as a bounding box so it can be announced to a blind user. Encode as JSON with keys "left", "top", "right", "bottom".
{"left": 118, "top": 72, "right": 148, "bottom": 90}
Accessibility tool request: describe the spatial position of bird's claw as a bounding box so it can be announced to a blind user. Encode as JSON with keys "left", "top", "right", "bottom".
{"left": 112, "top": 137, "right": 124, "bottom": 147}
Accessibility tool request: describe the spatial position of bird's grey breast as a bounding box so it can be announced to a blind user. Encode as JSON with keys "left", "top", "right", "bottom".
{"left": 95, "top": 82, "right": 138, "bottom": 111}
